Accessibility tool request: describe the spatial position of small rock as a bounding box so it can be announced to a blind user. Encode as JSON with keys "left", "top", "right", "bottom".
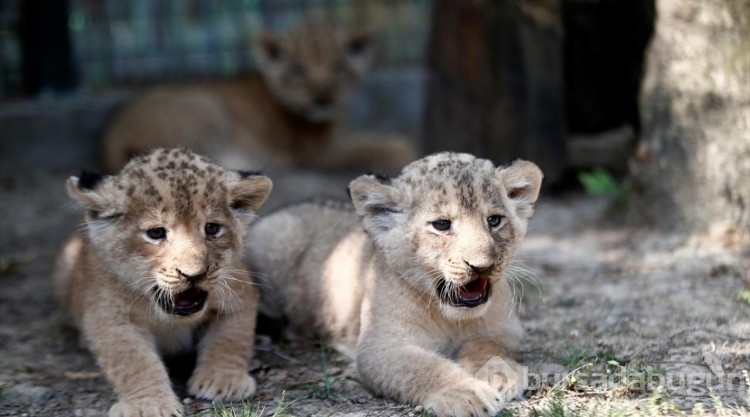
{"left": 182, "top": 397, "right": 192, "bottom": 405}
{"left": 248, "top": 359, "right": 262, "bottom": 372}
{"left": 74, "top": 409, "right": 104, "bottom": 417}
{"left": 341, "top": 379, "right": 362, "bottom": 392}
{"left": 255, "top": 334, "right": 272, "bottom": 346}
{"left": 269, "top": 370, "right": 288, "bottom": 382}
{"left": 4, "top": 383, "right": 55, "bottom": 404}
{"left": 414, "top": 405, "right": 424, "bottom": 413}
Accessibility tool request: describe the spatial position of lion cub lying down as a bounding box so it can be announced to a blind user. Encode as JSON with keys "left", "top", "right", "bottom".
{"left": 246, "top": 152, "right": 543, "bottom": 416}
{"left": 53, "top": 148, "right": 272, "bottom": 417}
{"left": 102, "top": 18, "right": 414, "bottom": 174}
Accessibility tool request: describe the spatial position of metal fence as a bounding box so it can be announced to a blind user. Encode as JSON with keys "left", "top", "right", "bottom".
{"left": 1, "top": 0, "right": 431, "bottom": 98}
{"left": 0, "top": 0, "right": 22, "bottom": 97}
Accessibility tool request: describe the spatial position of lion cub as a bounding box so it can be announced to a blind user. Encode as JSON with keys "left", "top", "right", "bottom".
{"left": 102, "top": 18, "right": 412, "bottom": 173}
{"left": 53, "top": 148, "right": 272, "bottom": 417}
{"left": 246, "top": 153, "right": 543, "bottom": 416}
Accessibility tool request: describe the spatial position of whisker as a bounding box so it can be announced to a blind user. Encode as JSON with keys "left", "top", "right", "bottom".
{"left": 217, "top": 267, "right": 271, "bottom": 290}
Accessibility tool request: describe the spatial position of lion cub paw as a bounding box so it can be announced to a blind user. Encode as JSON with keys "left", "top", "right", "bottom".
{"left": 108, "top": 396, "right": 183, "bottom": 417}
{"left": 188, "top": 368, "right": 257, "bottom": 401}
{"left": 423, "top": 378, "right": 504, "bottom": 417}
{"left": 486, "top": 359, "right": 525, "bottom": 402}
{"left": 494, "top": 374, "right": 525, "bottom": 402}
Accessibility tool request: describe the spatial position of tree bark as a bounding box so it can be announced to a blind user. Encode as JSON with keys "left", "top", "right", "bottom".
{"left": 629, "top": 0, "right": 750, "bottom": 231}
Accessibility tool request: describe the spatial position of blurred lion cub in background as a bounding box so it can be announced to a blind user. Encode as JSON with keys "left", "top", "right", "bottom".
{"left": 103, "top": 17, "right": 415, "bottom": 173}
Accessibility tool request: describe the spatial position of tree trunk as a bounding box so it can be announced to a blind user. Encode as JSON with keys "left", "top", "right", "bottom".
{"left": 422, "top": 0, "right": 566, "bottom": 182}
{"left": 629, "top": 0, "right": 750, "bottom": 231}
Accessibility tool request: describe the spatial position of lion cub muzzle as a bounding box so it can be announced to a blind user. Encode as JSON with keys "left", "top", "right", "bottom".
{"left": 436, "top": 256, "right": 497, "bottom": 308}
{"left": 156, "top": 267, "right": 212, "bottom": 317}
{"left": 436, "top": 272, "right": 494, "bottom": 309}
{"left": 157, "top": 285, "right": 209, "bottom": 316}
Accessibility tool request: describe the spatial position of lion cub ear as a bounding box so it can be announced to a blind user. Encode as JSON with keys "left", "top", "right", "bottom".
{"left": 66, "top": 171, "right": 120, "bottom": 220}
{"left": 349, "top": 174, "right": 403, "bottom": 232}
{"left": 498, "top": 160, "right": 543, "bottom": 219}
{"left": 229, "top": 172, "right": 273, "bottom": 224}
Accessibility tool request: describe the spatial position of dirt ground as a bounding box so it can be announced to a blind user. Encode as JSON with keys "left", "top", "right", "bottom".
{"left": 0, "top": 167, "right": 748, "bottom": 416}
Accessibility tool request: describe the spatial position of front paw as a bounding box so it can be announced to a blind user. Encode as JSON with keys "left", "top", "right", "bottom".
{"left": 109, "top": 396, "right": 183, "bottom": 417}
{"left": 188, "top": 367, "right": 256, "bottom": 401}
{"left": 478, "top": 357, "right": 525, "bottom": 402}
{"left": 423, "top": 378, "right": 504, "bottom": 417}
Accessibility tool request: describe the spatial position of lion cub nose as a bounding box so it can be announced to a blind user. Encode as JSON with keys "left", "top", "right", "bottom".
{"left": 464, "top": 260, "right": 494, "bottom": 275}
{"left": 177, "top": 268, "right": 208, "bottom": 284}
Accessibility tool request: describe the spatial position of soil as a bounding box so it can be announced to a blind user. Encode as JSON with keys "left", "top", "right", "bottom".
{"left": 0, "top": 169, "right": 748, "bottom": 416}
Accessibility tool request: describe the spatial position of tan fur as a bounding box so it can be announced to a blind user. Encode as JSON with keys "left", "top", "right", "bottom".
{"left": 102, "top": 18, "right": 413, "bottom": 173}
{"left": 246, "top": 153, "right": 543, "bottom": 416}
{"left": 53, "top": 148, "right": 272, "bottom": 417}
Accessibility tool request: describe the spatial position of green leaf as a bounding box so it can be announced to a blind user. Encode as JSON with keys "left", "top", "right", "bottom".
{"left": 578, "top": 168, "right": 622, "bottom": 196}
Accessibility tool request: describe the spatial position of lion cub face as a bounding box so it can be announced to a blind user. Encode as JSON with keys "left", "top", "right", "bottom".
{"left": 349, "top": 153, "right": 542, "bottom": 320}
{"left": 67, "top": 148, "right": 272, "bottom": 320}
{"left": 253, "top": 18, "right": 374, "bottom": 122}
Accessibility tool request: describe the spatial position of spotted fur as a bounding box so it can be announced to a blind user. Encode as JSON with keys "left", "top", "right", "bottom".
{"left": 246, "top": 152, "right": 543, "bottom": 417}
{"left": 53, "top": 148, "right": 273, "bottom": 417}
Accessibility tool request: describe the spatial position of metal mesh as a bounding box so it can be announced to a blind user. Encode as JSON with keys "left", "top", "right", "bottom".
{"left": 68, "top": 0, "right": 432, "bottom": 89}
{"left": 0, "top": 0, "right": 430, "bottom": 96}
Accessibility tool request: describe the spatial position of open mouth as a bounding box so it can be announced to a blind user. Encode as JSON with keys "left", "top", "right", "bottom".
{"left": 437, "top": 277, "right": 491, "bottom": 308}
{"left": 157, "top": 286, "right": 208, "bottom": 316}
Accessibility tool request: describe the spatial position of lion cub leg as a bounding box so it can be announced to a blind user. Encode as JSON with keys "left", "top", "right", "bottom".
{"left": 83, "top": 317, "right": 183, "bottom": 417}
{"left": 315, "top": 135, "right": 417, "bottom": 174}
{"left": 357, "top": 340, "right": 506, "bottom": 417}
{"left": 188, "top": 290, "right": 258, "bottom": 401}
{"left": 457, "top": 337, "right": 525, "bottom": 402}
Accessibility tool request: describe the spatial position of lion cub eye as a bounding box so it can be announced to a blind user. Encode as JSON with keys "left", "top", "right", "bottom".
{"left": 205, "top": 223, "right": 221, "bottom": 236}
{"left": 146, "top": 227, "right": 167, "bottom": 240}
{"left": 431, "top": 219, "right": 452, "bottom": 232}
{"left": 487, "top": 215, "right": 504, "bottom": 228}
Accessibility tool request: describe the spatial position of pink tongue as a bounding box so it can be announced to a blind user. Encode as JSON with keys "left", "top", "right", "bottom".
{"left": 458, "top": 278, "right": 488, "bottom": 298}
{"left": 175, "top": 287, "right": 201, "bottom": 307}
